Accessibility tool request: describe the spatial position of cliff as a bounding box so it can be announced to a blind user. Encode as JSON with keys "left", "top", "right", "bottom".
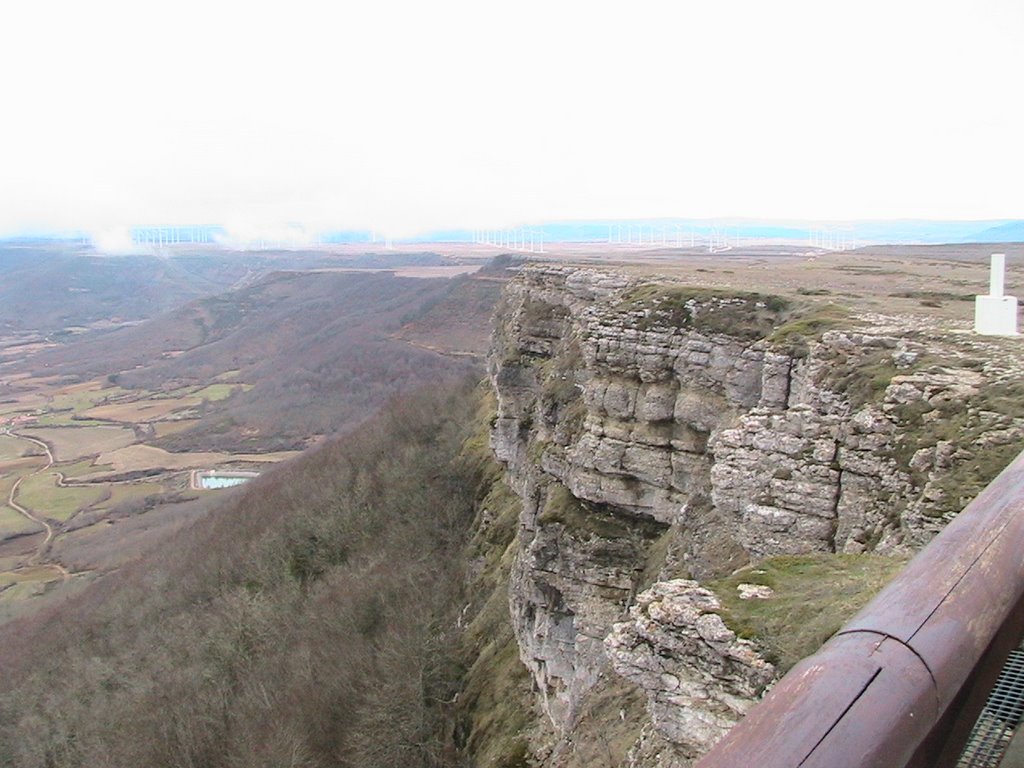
{"left": 484, "top": 265, "right": 1024, "bottom": 765}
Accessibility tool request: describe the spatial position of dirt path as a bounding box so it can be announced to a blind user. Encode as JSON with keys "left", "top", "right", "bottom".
{"left": 2, "top": 428, "right": 69, "bottom": 579}
{"left": 388, "top": 335, "right": 483, "bottom": 360}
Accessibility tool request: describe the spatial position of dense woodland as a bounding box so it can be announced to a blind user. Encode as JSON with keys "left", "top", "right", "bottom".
{"left": 0, "top": 254, "right": 529, "bottom": 767}
{"left": 0, "top": 380, "right": 507, "bottom": 767}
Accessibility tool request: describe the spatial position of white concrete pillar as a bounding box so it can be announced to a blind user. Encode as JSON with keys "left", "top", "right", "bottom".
{"left": 975, "top": 253, "right": 1018, "bottom": 336}
{"left": 991, "top": 253, "right": 1005, "bottom": 297}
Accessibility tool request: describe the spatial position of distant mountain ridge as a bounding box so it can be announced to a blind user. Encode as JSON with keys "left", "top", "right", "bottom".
{"left": 963, "top": 220, "right": 1024, "bottom": 243}
{"left": 398, "top": 218, "right": 1024, "bottom": 246}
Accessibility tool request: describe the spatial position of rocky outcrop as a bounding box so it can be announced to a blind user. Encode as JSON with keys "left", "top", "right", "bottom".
{"left": 487, "top": 265, "right": 1024, "bottom": 763}
{"left": 606, "top": 580, "right": 775, "bottom": 761}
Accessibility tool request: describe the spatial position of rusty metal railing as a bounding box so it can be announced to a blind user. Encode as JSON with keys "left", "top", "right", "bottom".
{"left": 696, "top": 447, "right": 1024, "bottom": 768}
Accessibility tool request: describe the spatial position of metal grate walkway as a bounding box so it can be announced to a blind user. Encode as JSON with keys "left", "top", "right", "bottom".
{"left": 957, "top": 648, "right": 1024, "bottom": 767}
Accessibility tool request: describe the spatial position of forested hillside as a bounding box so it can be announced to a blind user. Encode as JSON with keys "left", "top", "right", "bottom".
{"left": 20, "top": 270, "right": 498, "bottom": 450}
{"left": 0, "top": 380, "right": 518, "bottom": 767}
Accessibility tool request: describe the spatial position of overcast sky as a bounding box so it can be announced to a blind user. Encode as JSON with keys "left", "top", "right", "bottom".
{"left": 1, "top": 0, "right": 1021, "bottom": 240}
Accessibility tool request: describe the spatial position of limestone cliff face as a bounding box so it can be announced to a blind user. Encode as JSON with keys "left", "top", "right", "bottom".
{"left": 487, "top": 265, "right": 1024, "bottom": 764}
{"left": 605, "top": 580, "right": 776, "bottom": 762}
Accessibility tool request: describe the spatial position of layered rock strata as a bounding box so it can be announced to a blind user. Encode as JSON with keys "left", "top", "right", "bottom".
{"left": 605, "top": 580, "right": 776, "bottom": 760}
{"left": 487, "top": 265, "right": 1024, "bottom": 762}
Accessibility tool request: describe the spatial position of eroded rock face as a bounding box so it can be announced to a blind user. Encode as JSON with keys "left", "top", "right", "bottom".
{"left": 487, "top": 265, "right": 1024, "bottom": 760}
{"left": 606, "top": 580, "right": 776, "bottom": 761}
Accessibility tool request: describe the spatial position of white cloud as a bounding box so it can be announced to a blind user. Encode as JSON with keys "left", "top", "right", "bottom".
{"left": 0, "top": 0, "right": 1021, "bottom": 237}
{"left": 90, "top": 226, "right": 149, "bottom": 255}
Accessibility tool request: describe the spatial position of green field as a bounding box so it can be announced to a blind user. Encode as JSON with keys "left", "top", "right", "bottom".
{"left": 0, "top": 506, "right": 41, "bottom": 537}
{"left": 32, "top": 413, "right": 110, "bottom": 427}
{"left": 193, "top": 383, "right": 238, "bottom": 401}
{"left": 0, "top": 436, "right": 29, "bottom": 462}
{"left": 24, "top": 425, "right": 136, "bottom": 461}
{"left": 47, "top": 384, "right": 128, "bottom": 414}
{"left": 157, "top": 383, "right": 246, "bottom": 403}
{"left": 16, "top": 473, "right": 107, "bottom": 522}
{"left": 55, "top": 459, "right": 114, "bottom": 479}
{"left": 0, "top": 473, "right": 17, "bottom": 503}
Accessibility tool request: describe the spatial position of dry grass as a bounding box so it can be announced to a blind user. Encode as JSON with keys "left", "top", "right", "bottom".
{"left": 0, "top": 457, "right": 47, "bottom": 476}
{"left": 0, "top": 390, "right": 50, "bottom": 415}
{"left": 152, "top": 419, "right": 199, "bottom": 438}
{"left": 0, "top": 436, "right": 30, "bottom": 462}
{"left": 95, "top": 482, "right": 164, "bottom": 510}
{"left": 521, "top": 241, "right": 1022, "bottom": 324}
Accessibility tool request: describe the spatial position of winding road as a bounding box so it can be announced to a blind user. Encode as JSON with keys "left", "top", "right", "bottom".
{"left": 2, "top": 427, "right": 69, "bottom": 579}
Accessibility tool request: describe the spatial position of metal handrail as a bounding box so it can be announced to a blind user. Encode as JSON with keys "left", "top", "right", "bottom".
{"left": 696, "top": 447, "right": 1024, "bottom": 768}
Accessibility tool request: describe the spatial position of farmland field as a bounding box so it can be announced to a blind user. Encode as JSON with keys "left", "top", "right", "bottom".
{"left": 0, "top": 505, "right": 39, "bottom": 537}
{"left": 153, "top": 419, "right": 199, "bottom": 437}
{"left": 23, "top": 425, "right": 136, "bottom": 460}
{"left": 95, "top": 444, "right": 298, "bottom": 473}
{"left": 55, "top": 458, "right": 114, "bottom": 478}
{"left": 82, "top": 395, "right": 201, "bottom": 423}
{"left": 0, "top": 355, "right": 298, "bottom": 616}
{"left": 0, "top": 435, "right": 30, "bottom": 461}
{"left": 0, "top": 456, "right": 46, "bottom": 477}
{"left": 94, "top": 481, "right": 164, "bottom": 510}
{"left": 0, "top": 261, "right": 496, "bottom": 635}
{"left": 16, "top": 473, "right": 107, "bottom": 522}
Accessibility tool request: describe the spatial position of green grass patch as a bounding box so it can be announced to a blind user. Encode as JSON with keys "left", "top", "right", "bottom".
{"left": 466, "top": 480, "right": 521, "bottom": 589}
{"left": 539, "top": 483, "right": 638, "bottom": 539}
{"left": 708, "top": 553, "right": 908, "bottom": 672}
{"left": 975, "top": 380, "right": 1024, "bottom": 417}
{"left": 15, "top": 473, "right": 107, "bottom": 521}
{"left": 888, "top": 380, "right": 1024, "bottom": 516}
{"left": 519, "top": 297, "right": 569, "bottom": 330}
{"left": 457, "top": 586, "right": 534, "bottom": 768}
{"left": 48, "top": 385, "right": 128, "bottom": 415}
{"left": 933, "top": 442, "right": 1024, "bottom": 515}
{"left": 0, "top": 506, "right": 42, "bottom": 537}
{"left": 193, "top": 383, "right": 239, "bottom": 402}
{"left": 54, "top": 459, "right": 102, "bottom": 479}
{"left": 637, "top": 526, "right": 675, "bottom": 590}
{"left": 620, "top": 284, "right": 791, "bottom": 339}
{"left": 455, "top": 391, "right": 535, "bottom": 767}
{"left": 32, "top": 413, "right": 109, "bottom": 427}
{"left": 828, "top": 353, "right": 899, "bottom": 408}
{"left": 767, "top": 303, "right": 851, "bottom": 355}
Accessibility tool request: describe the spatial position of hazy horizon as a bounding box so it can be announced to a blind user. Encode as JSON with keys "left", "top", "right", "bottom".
{"left": 2, "top": 0, "right": 1021, "bottom": 244}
